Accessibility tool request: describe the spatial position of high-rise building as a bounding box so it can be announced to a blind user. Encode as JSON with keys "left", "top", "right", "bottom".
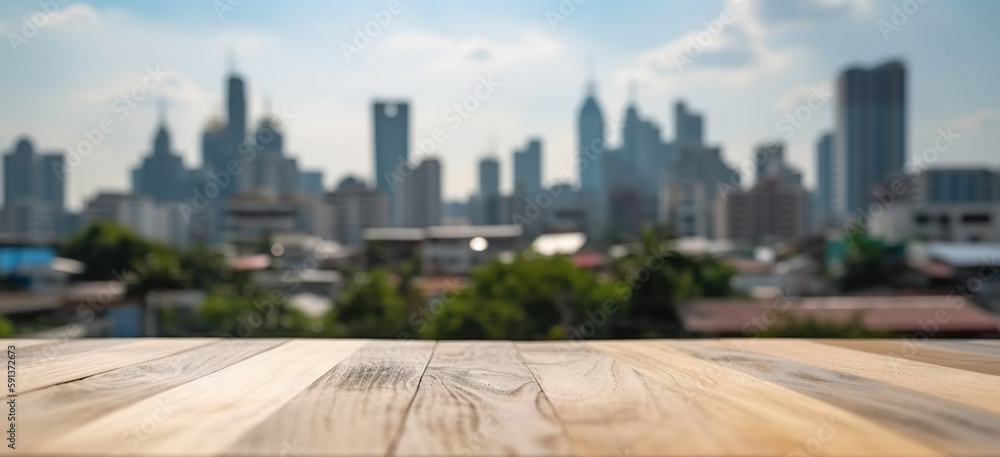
{"left": 834, "top": 60, "right": 906, "bottom": 216}
{"left": 2, "top": 137, "right": 66, "bottom": 239}
{"left": 240, "top": 116, "right": 299, "bottom": 193}
{"left": 715, "top": 179, "right": 806, "bottom": 243}
{"left": 661, "top": 144, "right": 738, "bottom": 238}
{"left": 133, "top": 112, "right": 186, "bottom": 203}
{"left": 674, "top": 101, "right": 704, "bottom": 146}
{"left": 814, "top": 133, "right": 835, "bottom": 225}
{"left": 81, "top": 192, "right": 191, "bottom": 246}
{"left": 754, "top": 142, "right": 802, "bottom": 188}
{"left": 227, "top": 73, "right": 247, "bottom": 150}
{"left": 326, "top": 176, "right": 389, "bottom": 245}
{"left": 910, "top": 168, "right": 1000, "bottom": 204}
{"left": 300, "top": 170, "right": 325, "bottom": 195}
{"left": 3, "top": 138, "right": 63, "bottom": 210}
{"left": 403, "top": 158, "right": 442, "bottom": 228}
{"left": 578, "top": 82, "right": 605, "bottom": 193}
{"left": 513, "top": 138, "right": 542, "bottom": 198}
{"left": 373, "top": 101, "right": 409, "bottom": 225}
{"left": 2, "top": 139, "right": 38, "bottom": 205}
{"left": 477, "top": 157, "right": 501, "bottom": 225}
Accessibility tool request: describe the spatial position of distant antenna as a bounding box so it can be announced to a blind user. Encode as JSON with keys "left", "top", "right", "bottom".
{"left": 586, "top": 54, "right": 596, "bottom": 94}
{"left": 628, "top": 80, "right": 637, "bottom": 105}
{"left": 158, "top": 98, "right": 167, "bottom": 126}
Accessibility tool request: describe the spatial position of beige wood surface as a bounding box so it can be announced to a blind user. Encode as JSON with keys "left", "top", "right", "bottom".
{"left": 10, "top": 338, "right": 1000, "bottom": 457}
{"left": 231, "top": 340, "right": 435, "bottom": 457}
{"left": 18, "top": 339, "right": 285, "bottom": 448}
{"left": 395, "top": 341, "right": 573, "bottom": 457}
{"left": 18, "top": 338, "right": 214, "bottom": 393}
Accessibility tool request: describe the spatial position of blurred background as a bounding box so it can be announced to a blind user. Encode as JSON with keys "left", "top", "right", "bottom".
{"left": 1, "top": 0, "right": 999, "bottom": 340}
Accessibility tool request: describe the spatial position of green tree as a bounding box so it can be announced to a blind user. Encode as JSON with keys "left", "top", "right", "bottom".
{"left": 60, "top": 221, "right": 155, "bottom": 281}
{"left": 424, "top": 254, "right": 619, "bottom": 340}
{"left": 614, "top": 228, "right": 737, "bottom": 332}
{"left": 325, "top": 269, "right": 410, "bottom": 338}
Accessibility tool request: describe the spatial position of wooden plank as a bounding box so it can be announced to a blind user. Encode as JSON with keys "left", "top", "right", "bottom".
{"left": 668, "top": 340, "right": 1000, "bottom": 456}
{"left": 590, "top": 340, "right": 941, "bottom": 457}
{"left": 35, "top": 339, "right": 368, "bottom": 456}
{"left": 819, "top": 339, "right": 1000, "bottom": 376}
{"left": 0, "top": 338, "right": 57, "bottom": 349}
{"left": 731, "top": 339, "right": 1000, "bottom": 416}
{"left": 19, "top": 338, "right": 215, "bottom": 393}
{"left": 229, "top": 340, "right": 435, "bottom": 457}
{"left": 19, "top": 338, "right": 136, "bottom": 365}
{"left": 18, "top": 339, "right": 286, "bottom": 451}
{"left": 927, "top": 340, "right": 1000, "bottom": 358}
{"left": 394, "top": 341, "right": 572, "bottom": 457}
{"left": 516, "top": 341, "right": 699, "bottom": 457}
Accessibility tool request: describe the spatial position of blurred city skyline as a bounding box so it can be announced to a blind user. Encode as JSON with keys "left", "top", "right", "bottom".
{"left": 2, "top": 0, "right": 1000, "bottom": 210}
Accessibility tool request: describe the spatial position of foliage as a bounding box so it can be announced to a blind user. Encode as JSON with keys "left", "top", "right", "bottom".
{"left": 839, "top": 227, "right": 906, "bottom": 292}
{"left": 423, "top": 254, "right": 619, "bottom": 340}
{"left": 324, "top": 269, "right": 411, "bottom": 338}
{"left": 60, "top": 221, "right": 157, "bottom": 281}
{"left": 0, "top": 314, "right": 14, "bottom": 337}
{"left": 196, "top": 288, "right": 318, "bottom": 337}
{"left": 613, "top": 228, "right": 738, "bottom": 328}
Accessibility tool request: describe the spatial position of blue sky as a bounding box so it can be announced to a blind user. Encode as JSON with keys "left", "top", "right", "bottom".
{"left": 2, "top": 0, "right": 999, "bottom": 210}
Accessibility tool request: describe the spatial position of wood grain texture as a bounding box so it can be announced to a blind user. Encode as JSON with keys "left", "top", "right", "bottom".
{"left": 34, "top": 339, "right": 368, "bottom": 456}
{"left": 730, "top": 339, "right": 1000, "bottom": 415}
{"left": 19, "top": 338, "right": 214, "bottom": 393}
{"left": 230, "top": 340, "right": 435, "bottom": 457}
{"left": 668, "top": 339, "right": 1000, "bottom": 456}
{"left": 819, "top": 339, "right": 1000, "bottom": 376}
{"left": 394, "top": 341, "right": 573, "bottom": 457}
{"left": 18, "top": 339, "right": 285, "bottom": 451}
{"left": 15, "top": 338, "right": 1000, "bottom": 457}
{"left": 588, "top": 341, "right": 939, "bottom": 457}
{"left": 0, "top": 338, "right": 56, "bottom": 349}
{"left": 18, "top": 338, "right": 136, "bottom": 365}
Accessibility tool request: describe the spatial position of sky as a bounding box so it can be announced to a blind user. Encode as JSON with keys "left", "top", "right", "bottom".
{"left": 2, "top": 0, "right": 999, "bottom": 210}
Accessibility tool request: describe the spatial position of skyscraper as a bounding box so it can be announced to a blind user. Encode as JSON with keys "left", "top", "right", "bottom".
{"left": 814, "top": 133, "right": 834, "bottom": 221}
{"left": 133, "top": 110, "right": 186, "bottom": 203}
{"left": 240, "top": 116, "right": 300, "bottom": 193}
{"left": 478, "top": 157, "right": 501, "bottom": 225}
{"left": 2, "top": 137, "right": 64, "bottom": 211}
{"left": 227, "top": 73, "right": 247, "bottom": 150}
{"left": 2, "top": 137, "right": 66, "bottom": 240}
{"left": 404, "top": 158, "right": 442, "bottom": 228}
{"left": 577, "top": 81, "right": 605, "bottom": 193}
{"left": 513, "top": 138, "right": 542, "bottom": 198}
{"left": 373, "top": 101, "right": 409, "bottom": 226}
{"left": 674, "top": 101, "right": 704, "bottom": 146}
{"left": 834, "top": 60, "right": 906, "bottom": 216}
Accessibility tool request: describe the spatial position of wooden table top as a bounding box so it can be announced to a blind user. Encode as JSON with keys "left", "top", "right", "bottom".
{"left": 10, "top": 338, "right": 1000, "bottom": 456}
